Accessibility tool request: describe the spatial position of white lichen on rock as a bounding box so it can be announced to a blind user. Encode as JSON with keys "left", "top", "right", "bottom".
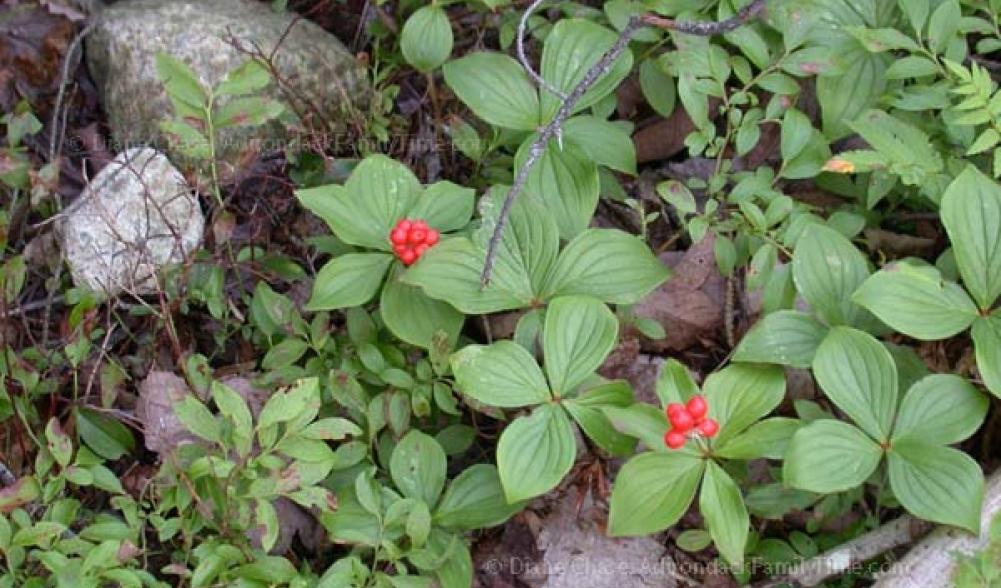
{"left": 58, "top": 147, "right": 203, "bottom": 296}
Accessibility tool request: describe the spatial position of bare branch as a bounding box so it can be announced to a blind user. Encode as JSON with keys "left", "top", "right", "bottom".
{"left": 481, "top": 0, "right": 768, "bottom": 286}
{"left": 517, "top": 0, "right": 566, "bottom": 100}
{"left": 641, "top": 0, "right": 768, "bottom": 36}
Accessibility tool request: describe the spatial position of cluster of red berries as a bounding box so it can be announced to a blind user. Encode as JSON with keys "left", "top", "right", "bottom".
{"left": 664, "top": 395, "right": 719, "bottom": 449}
{"left": 389, "top": 218, "right": 440, "bottom": 265}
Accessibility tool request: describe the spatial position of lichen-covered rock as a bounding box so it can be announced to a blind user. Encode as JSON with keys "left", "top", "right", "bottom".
{"left": 59, "top": 147, "right": 202, "bottom": 296}
{"left": 86, "top": 0, "right": 368, "bottom": 168}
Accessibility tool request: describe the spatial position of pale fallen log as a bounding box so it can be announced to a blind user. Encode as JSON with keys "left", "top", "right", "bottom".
{"left": 872, "top": 470, "right": 1001, "bottom": 588}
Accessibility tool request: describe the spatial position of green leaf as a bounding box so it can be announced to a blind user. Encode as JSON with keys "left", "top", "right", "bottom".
{"left": 408, "top": 181, "right": 474, "bottom": 233}
{"left": 401, "top": 6, "right": 453, "bottom": 72}
{"left": 700, "top": 461, "right": 748, "bottom": 567}
{"left": 391, "top": 431, "right": 448, "bottom": 506}
{"left": 211, "top": 381, "right": 253, "bottom": 456}
{"left": 655, "top": 358, "right": 699, "bottom": 407}
{"left": 404, "top": 188, "right": 556, "bottom": 313}
{"left": 539, "top": 19, "right": 633, "bottom": 122}
{"left": 940, "top": 166, "right": 1001, "bottom": 310}
{"left": 261, "top": 337, "right": 308, "bottom": 370}
{"left": 517, "top": 137, "right": 600, "bottom": 239}
{"left": 543, "top": 296, "right": 618, "bottom": 395}
{"left": 497, "top": 405, "right": 577, "bottom": 502}
{"left": 434, "top": 465, "right": 525, "bottom": 530}
{"left": 381, "top": 264, "right": 464, "bottom": 350}
{"left": 402, "top": 238, "right": 528, "bottom": 314}
{"left": 545, "top": 229, "right": 670, "bottom": 305}
{"left": 846, "top": 27, "right": 920, "bottom": 52}
{"left": 75, "top": 408, "right": 134, "bottom": 460}
{"left": 159, "top": 120, "right": 210, "bottom": 159}
{"left": 0, "top": 476, "right": 41, "bottom": 514}
{"left": 564, "top": 398, "right": 637, "bottom": 457}
{"left": 443, "top": 52, "right": 540, "bottom": 130}
{"left": 781, "top": 108, "right": 813, "bottom": 161}
{"left": 297, "top": 155, "right": 423, "bottom": 251}
{"left": 302, "top": 417, "right": 362, "bottom": 441}
{"left": 256, "top": 499, "right": 279, "bottom": 552}
{"left": 602, "top": 403, "right": 669, "bottom": 451}
{"left": 783, "top": 420, "right": 883, "bottom": 493}
{"left": 888, "top": 441, "right": 983, "bottom": 532}
{"left": 174, "top": 396, "right": 220, "bottom": 444}
{"left": 307, "top": 253, "right": 393, "bottom": 310}
{"left": 792, "top": 223, "right": 872, "bottom": 327}
{"left": 972, "top": 315, "right": 1001, "bottom": 398}
{"left": 154, "top": 52, "right": 206, "bottom": 110}
{"left": 477, "top": 186, "right": 559, "bottom": 295}
{"left": 451, "top": 341, "right": 550, "bottom": 408}
{"left": 892, "top": 374, "right": 987, "bottom": 445}
{"left": 817, "top": 42, "right": 887, "bottom": 139}
{"left": 927, "top": 0, "right": 960, "bottom": 53}
{"left": 235, "top": 556, "right": 297, "bottom": 584}
{"left": 853, "top": 262, "right": 979, "bottom": 340}
{"left": 813, "top": 327, "right": 897, "bottom": 441}
{"left": 608, "top": 452, "right": 705, "bottom": 536}
{"left": 639, "top": 58, "right": 676, "bottom": 118}
{"left": 733, "top": 310, "right": 828, "bottom": 368}
{"left": 562, "top": 116, "right": 637, "bottom": 175}
{"left": 214, "top": 96, "right": 284, "bottom": 127}
{"left": 215, "top": 59, "right": 271, "bottom": 96}
{"left": 715, "top": 417, "right": 801, "bottom": 460}
{"left": 704, "top": 364, "right": 786, "bottom": 447}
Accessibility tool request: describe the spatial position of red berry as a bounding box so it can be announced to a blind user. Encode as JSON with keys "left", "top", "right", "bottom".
{"left": 415, "top": 244, "right": 429, "bottom": 256}
{"left": 664, "top": 429, "right": 686, "bottom": 449}
{"left": 698, "top": 418, "right": 719, "bottom": 438}
{"left": 391, "top": 229, "right": 408, "bottom": 245}
{"left": 668, "top": 409, "right": 695, "bottom": 433}
{"left": 400, "top": 249, "right": 417, "bottom": 265}
{"left": 397, "top": 219, "right": 412, "bottom": 231}
{"left": 666, "top": 403, "right": 685, "bottom": 418}
{"left": 410, "top": 229, "right": 427, "bottom": 244}
{"left": 425, "top": 229, "right": 440, "bottom": 245}
{"left": 412, "top": 219, "right": 428, "bottom": 230}
{"left": 686, "top": 395, "right": 708, "bottom": 420}
{"left": 393, "top": 244, "right": 409, "bottom": 255}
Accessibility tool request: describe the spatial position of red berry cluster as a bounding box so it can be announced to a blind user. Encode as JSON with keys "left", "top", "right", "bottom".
{"left": 663, "top": 395, "right": 719, "bottom": 449}
{"left": 389, "top": 219, "right": 439, "bottom": 265}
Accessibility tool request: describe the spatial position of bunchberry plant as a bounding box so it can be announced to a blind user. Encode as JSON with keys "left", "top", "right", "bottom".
{"left": 327, "top": 431, "right": 522, "bottom": 588}
{"left": 733, "top": 221, "right": 885, "bottom": 368}
{"left": 606, "top": 360, "right": 795, "bottom": 567}
{"left": 404, "top": 187, "right": 668, "bottom": 316}
{"left": 451, "top": 295, "right": 637, "bottom": 501}
{"left": 297, "top": 154, "right": 474, "bottom": 349}
{"left": 853, "top": 166, "right": 1001, "bottom": 398}
{"left": 783, "top": 327, "right": 989, "bottom": 532}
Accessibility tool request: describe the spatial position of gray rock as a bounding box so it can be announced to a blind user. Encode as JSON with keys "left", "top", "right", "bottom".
{"left": 59, "top": 147, "right": 203, "bottom": 296}
{"left": 86, "top": 0, "right": 368, "bottom": 168}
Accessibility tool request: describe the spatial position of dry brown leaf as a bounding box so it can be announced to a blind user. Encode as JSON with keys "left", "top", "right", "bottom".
{"left": 633, "top": 235, "right": 725, "bottom": 352}
{"left": 135, "top": 371, "right": 198, "bottom": 455}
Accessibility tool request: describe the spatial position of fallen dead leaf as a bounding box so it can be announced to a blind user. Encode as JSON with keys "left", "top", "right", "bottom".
{"left": 633, "top": 235, "right": 725, "bottom": 352}
{"left": 135, "top": 371, "right": 198, "bottom": 455}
